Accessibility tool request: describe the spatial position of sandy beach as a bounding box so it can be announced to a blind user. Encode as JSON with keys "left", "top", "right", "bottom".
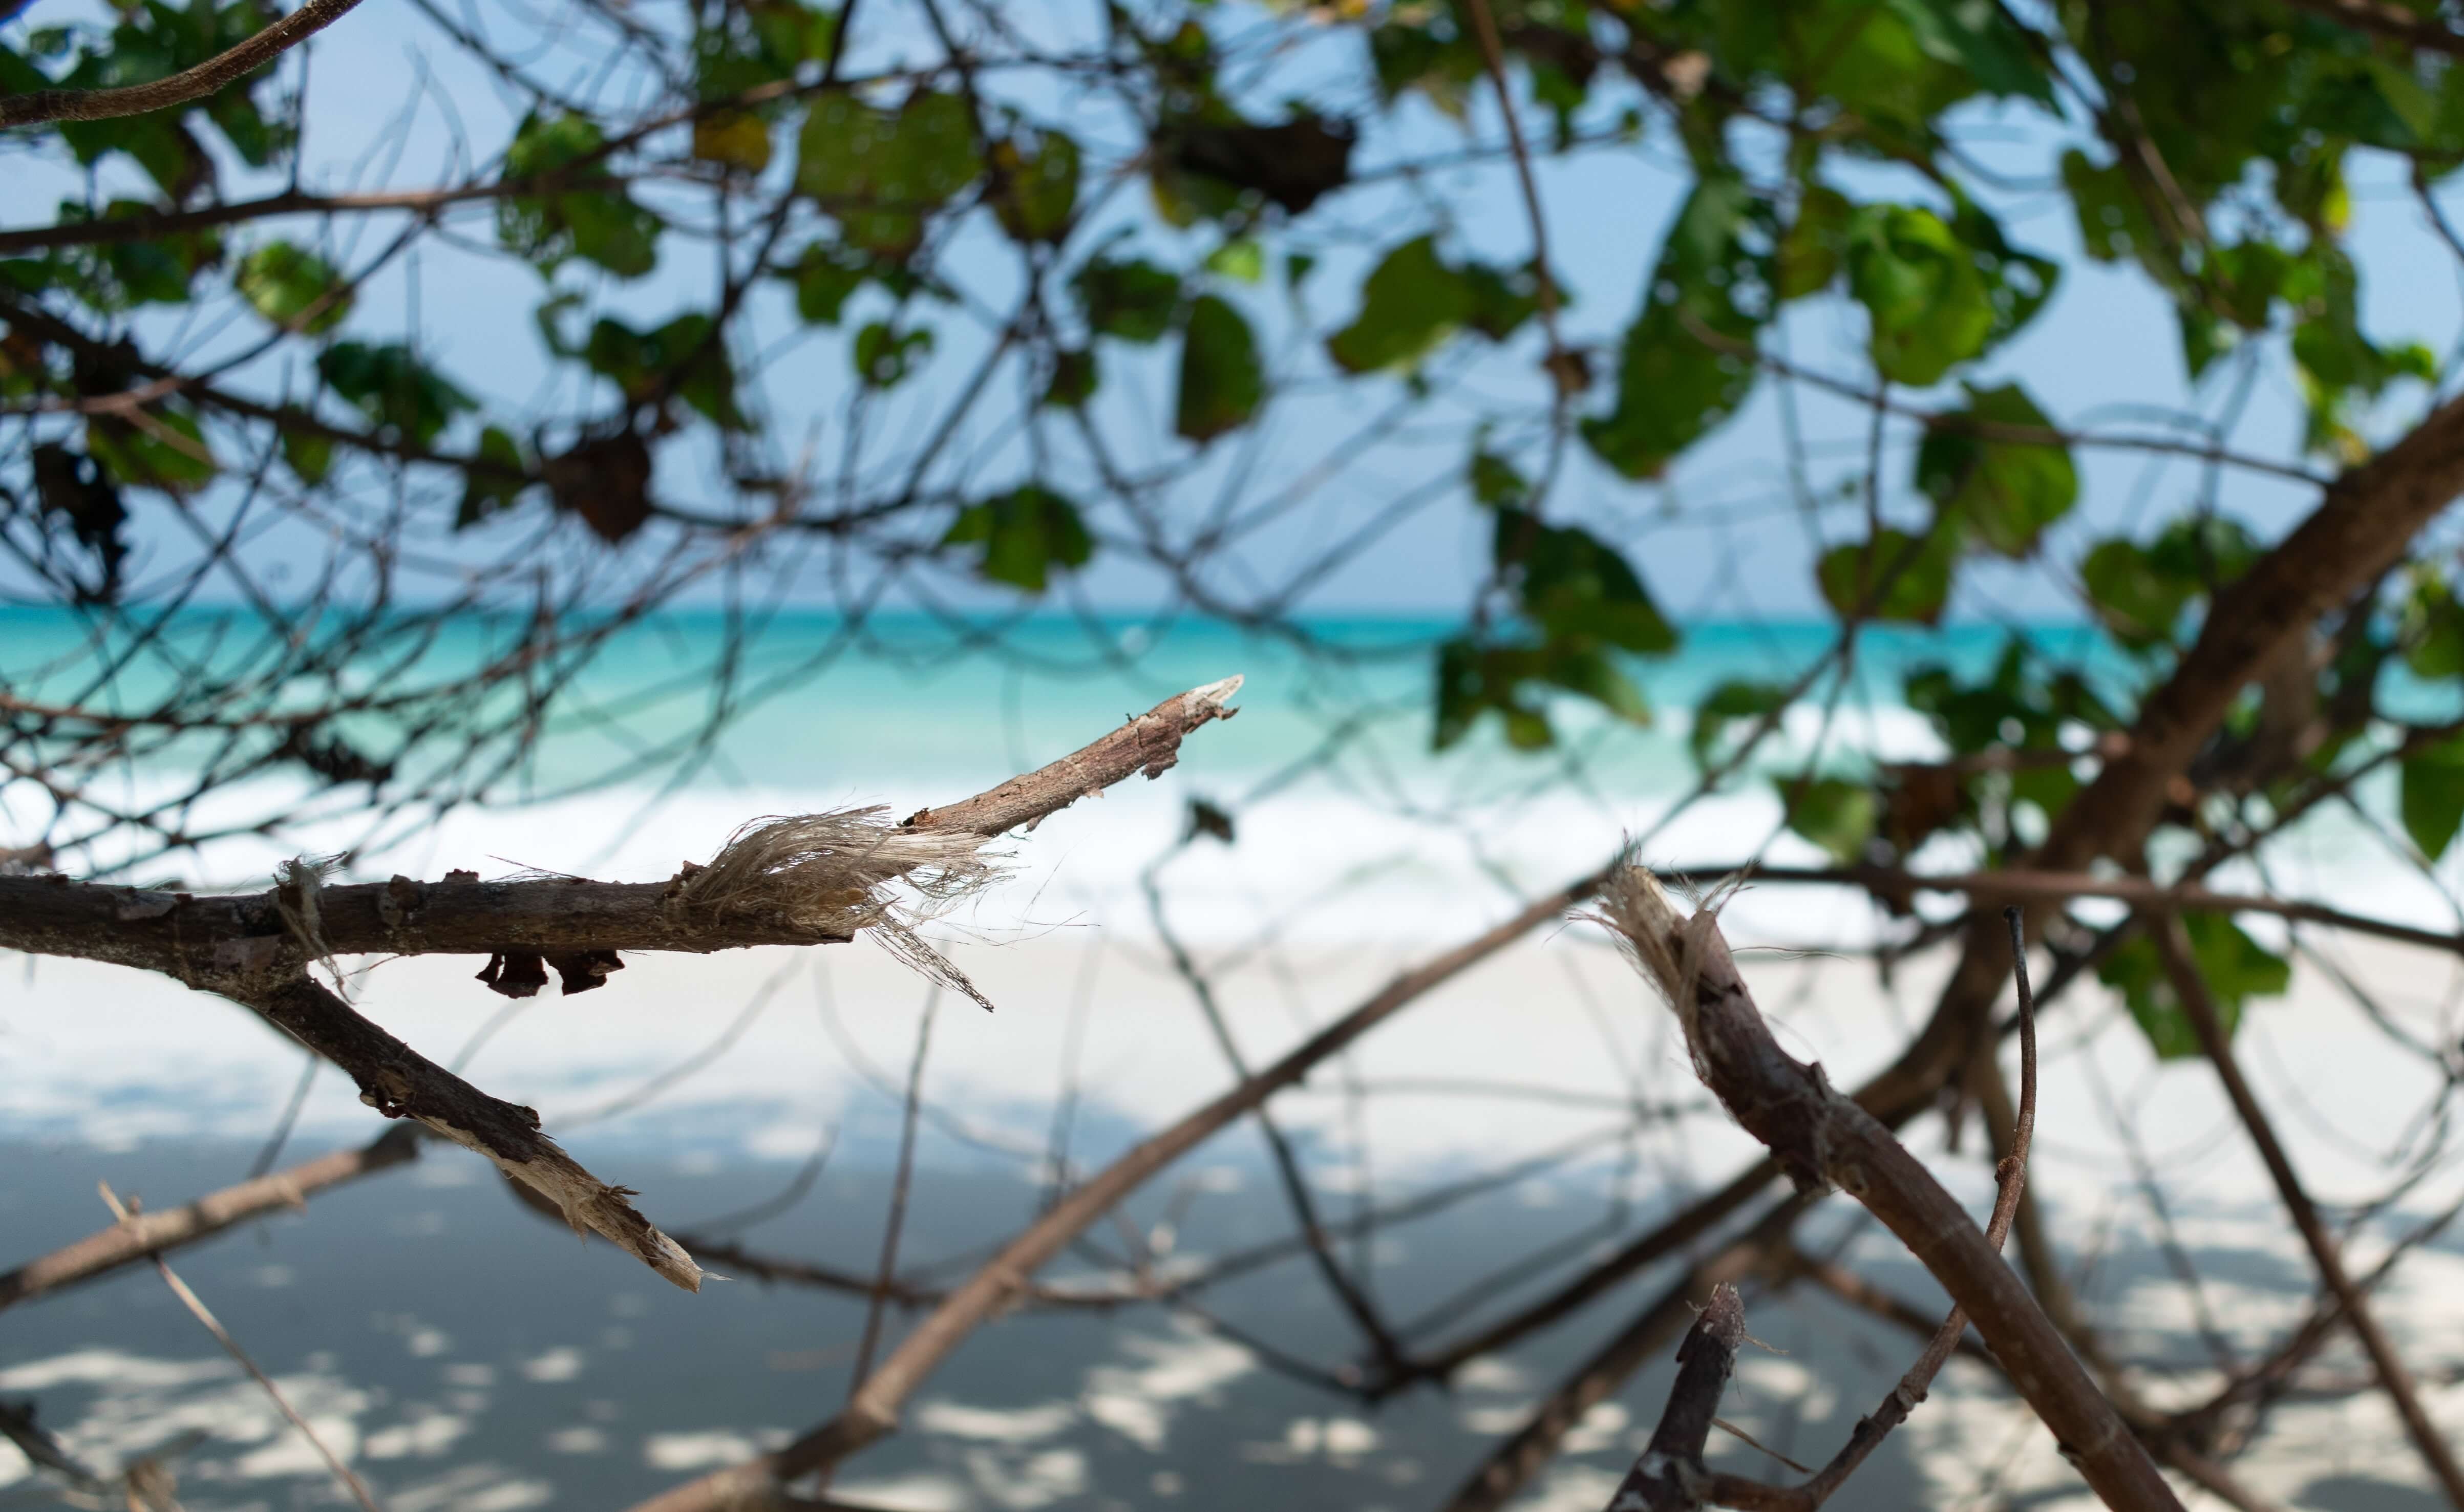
{"left": 9, "top": 855, "right": 2464, "bottom": 1509}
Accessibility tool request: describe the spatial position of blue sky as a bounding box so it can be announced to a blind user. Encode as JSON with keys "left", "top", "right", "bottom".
{"left": 7, "top": 0, "right": 2462, "bottom": 622}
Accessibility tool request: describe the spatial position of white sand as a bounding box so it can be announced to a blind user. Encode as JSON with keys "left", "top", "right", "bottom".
{"left": 9, "top": 876, "right": 2464, "bottom": 1510}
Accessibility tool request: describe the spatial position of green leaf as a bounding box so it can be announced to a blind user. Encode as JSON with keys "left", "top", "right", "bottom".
{"left": 317, "top": 342, "right": 475, "bottom": 449}
{"left": 788, "top": 243, "right": 870, "bottom": 325}
{"left": 2098, "top": 913, "right": 2286, "bottom": 1061}
{"left": 1175, "top": 294, "right": 1263, "bottom": 444}
{"left": 1469, "top": 448, "right": 1527, "bottom": 509}
{"left": 88, "top": 408, "right": 216, "bottom": 491}
{"left": 1691, "top": 680, "right": 1793, "bottom": 772}
{"left": 1779, "top": 777, "right": 1877, "bottom": 864}
{"left": 2079, "top": 538, "right": 2184, "bottom": 651}
{"left": 560, "top": 190, "right": 663, "bottom": 279}
{"left": 1204, "top": 238, "right": 1265, "bottom": 284}
{"left": 1327, "top": 235, "right": 1472, "bottom": 374}
{"left": 458, "top": 424, "right": 530, "bottom": 530}
{"left": 1461, "top": 261, "right": 1544, "bottom": 340}
{"left": 1073, "top": 257, "right": 1181, "bottom": 344}
{"left": 1776, "top": 184, "right": 1850, "bottom": 301}
{"left": 1432, "top": 637, "right": 1648, "bottom": 752}
{"left": 280, "top": 426, "right": 332, "bottom": 485}
{"left": 2401, "top": 567, "right": 2464, "bottom": 680}
{"left": 854, "top": 322, "right": 933, "bottom": 388}
{"left": 2080, "top": 516, "right": 2260, "bottom": 651}
{"left": 1816, "top": 526, "right": 1956, "bottom": 624}
{"left": 1880, "top": 0, "right": 2055, "bottom": 105}
{"left": 1495, "top": 509, "right": 1677, "bottom": 654}
{"left": 1846, "top": 204, "right": 1995, "bottom": 387}
{"left": 1582, "top": 174, "right": 1769, "bottom": 479}
{"left": 580, "top": 314, "right": 745, "bottom": 428}
{"left": 992, "top": 130, "right": 1081, "bottom": 243}
{"left": 236, "top": 242, "right": 351, "bottom": 335}
{"left": 2403, "top": 735, "right": 2464, "bottom": 861}
{"left": 496, "top": 113, "right": 665, "bottom": 279}
{"left": 940, "top": 484, "right": 1092, "bottom": 591}
{"left": 2061, "top": 150, "right": 2161, "bottom": 268}
{"left": 1917, "top": 382, "right": 2076, "bottom": 557}
{"left": 796, "top": 90, "right": 979, "bottom": 257}
{"left": 693, "top": 110, "right": 773, "bottom": 174}
{"left": 1043, "top": 348, "right": 1098, "bottom": 409}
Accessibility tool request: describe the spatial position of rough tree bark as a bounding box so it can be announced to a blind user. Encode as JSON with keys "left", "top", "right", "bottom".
{"left": 0, "top": 677, "right": 1244, "bottom": 1295}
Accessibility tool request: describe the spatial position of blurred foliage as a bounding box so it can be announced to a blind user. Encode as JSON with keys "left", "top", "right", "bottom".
{"left": 5, "top": 0, "right": 2464, "bottom": 1057}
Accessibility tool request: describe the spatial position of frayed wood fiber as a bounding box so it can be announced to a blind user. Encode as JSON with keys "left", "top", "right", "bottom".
{"left": 681, "top": 807, "right": 1005, "bottom": 1009}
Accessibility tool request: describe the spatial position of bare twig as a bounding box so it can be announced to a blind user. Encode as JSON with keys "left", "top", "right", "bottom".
{"left": 2150, "top": 913, "right": 2464, "bottom": 1509}
{"left": 1596, "top": 869, "right": 2177, "bottom": 1512}
{"left": 0, "top": 1126, "right": 420, "bottom": 1314}
{"left": 1606, "top": 1284, "right": 1752, "bottom": 1512}
{"left": 97, "top": 1182, "right": 386, "bottom": 1512}
{"left": 0, "top": 0, "right": 368, "bottom": 126}
{"left": 1703, "top": 907, "right": 2041, "bottom": 1511}
{"left": 624, "top": 871, "right": 1604, "bottom": 1511}
{"left": 847, "top": 991, "right": 939, "bottom": 1397}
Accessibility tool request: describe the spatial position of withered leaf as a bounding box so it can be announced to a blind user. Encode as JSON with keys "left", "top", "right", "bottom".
{"left": 30, "top": 443, "right": 129, "bottom": 602}
{"left": 544, "top": 430, "right": 654, "bottom": 544}
{"left": 1186, "top": 797, "right": 1236, "bottom": 844}
{"left": 1880, "top": 761, "right": 1965, "bottom": 857}
{"left": 547, "top": 949, "right": 625, "bottom": 995}
{"left": 477, "top": 951, "right": 550, "bottom": 998}
{"left": 1166, "top": 115, "right": 1354, "bottom": 215}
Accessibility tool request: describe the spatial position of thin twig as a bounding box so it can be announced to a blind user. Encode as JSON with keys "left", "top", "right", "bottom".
{"left": 0, "top": 0, "right": 368, "bottom": 125}
{"left": 2150, "top": 913, "right": 2464, "bottom": 1509}
{"left": 97, "top": 1182, "right": 386, "bottom": 1512}
{"left": 847, "top": 988, "right": 939, "bottom": 1397}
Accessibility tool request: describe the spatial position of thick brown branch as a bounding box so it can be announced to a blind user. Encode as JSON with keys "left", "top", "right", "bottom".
{"left": 235, "top": 973, "right": 704, "bottom": 1289}
{"left": 2151, "top": 915, "right": 2464, "bottom": 1509}
{"left": 1599, "top": 870, "right": 2179, "bottom": 1512}
{"left": 1707, "top": 909, "right": 2041, "bottom": 1512}
{"left": 0, "top": 678, "right": 1245, "bottom": 973}
{"left": 0, "top": 1125, "right": 419, "bottom": 1314}
{"left": 1, "top": 684, "right": 1250, "bottom": 1302}
{"left": 0, "top": 0, "right": 367, "bottom": 127}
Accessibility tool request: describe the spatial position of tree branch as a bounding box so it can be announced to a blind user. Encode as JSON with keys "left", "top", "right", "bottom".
{"left": 0, "top": 0, "right": 368, "bottom": 127}
{"left": 1597, "top": 869, "right": 2179, "bottom": 1512}
{"left": 2150, "top": 913, "right": 2464, "bottom": 1509}
{"left": 622, "top": 869, "right": 1604, "bottom": 1511}
{"left": 0, "top": 1125, "right": 419, "bottom": 1314}
{"left": 0, "top": 678, "right": 1244, "bottom": 972}
{"left": 0, "top": 682, "right": 1245, "bottom": 1298}
{"left": 1705, "top": 908, "right": 2041, "bottom": 1512}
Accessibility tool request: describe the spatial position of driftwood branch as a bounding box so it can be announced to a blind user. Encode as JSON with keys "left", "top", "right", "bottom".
{"left": 0, "top": 1125, "right": 419, "bottom": 1314}
{"left": 0, "top": 679, "right": 1243, "bottom": 1298}
{"left": 1596, "top": 868, "right": 2179, "bottom": 1512}
{"left": 0, "top": 0, "right": 368, "bottom": 127}
{"left": 0, "top": 677, "right": 1245, "bottom": 973}
{"left": 1704, "top": 908, "right": 2041, "bottom": 1512}
{"left": 2150, "top": 914, "right": 2464, "bottom": 1508}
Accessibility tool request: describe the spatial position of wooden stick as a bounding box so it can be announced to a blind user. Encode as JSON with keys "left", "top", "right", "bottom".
{"left": 1596, "top": 870, "right": 2179, "bottom": 1512}
{"left": 0, "top": 1126, "right": 419, "bottom": 1313}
